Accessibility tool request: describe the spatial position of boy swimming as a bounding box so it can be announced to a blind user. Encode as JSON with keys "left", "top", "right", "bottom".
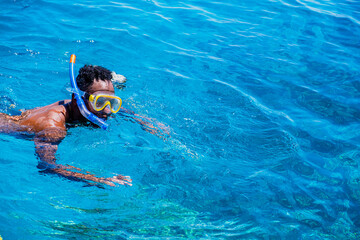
{"left": 0, "top": 55, "right": 167, "bottom": 187}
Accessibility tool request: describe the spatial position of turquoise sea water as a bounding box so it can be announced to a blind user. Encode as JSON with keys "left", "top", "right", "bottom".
{"left": 1, "top": 0, "right": 360, "bottom": 239}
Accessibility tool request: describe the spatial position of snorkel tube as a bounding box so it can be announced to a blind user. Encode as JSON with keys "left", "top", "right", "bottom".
{"left": 69, "top": 54, "right": 108, "bottom": 130}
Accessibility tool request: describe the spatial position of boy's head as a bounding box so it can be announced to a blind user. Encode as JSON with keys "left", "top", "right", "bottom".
{"left": 75, "top": 65, "right": 116, "bottom": 119}
{"left": 76, "top": 65, "right": 112, "bottom": 92}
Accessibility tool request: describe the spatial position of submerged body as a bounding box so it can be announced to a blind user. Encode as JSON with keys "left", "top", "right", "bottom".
{"left": 0, "top": 96, "right": 131, "bottom": 186}
{"left": 0, "top": 64, "right": 168, "bottom": 187}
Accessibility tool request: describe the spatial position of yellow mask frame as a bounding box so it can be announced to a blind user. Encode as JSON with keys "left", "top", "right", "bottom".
{"left": 88, "top": 93, "right": 122, "bottom": 113}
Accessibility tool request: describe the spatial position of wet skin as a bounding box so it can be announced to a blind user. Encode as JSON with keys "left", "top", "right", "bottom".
{"left": 0, "top": 79, "right": 135, "bottom": 187}
{"left": 1, "top": 78, "right": 170, "bottom": 187}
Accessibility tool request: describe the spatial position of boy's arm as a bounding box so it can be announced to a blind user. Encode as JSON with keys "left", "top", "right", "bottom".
{"left": 119, "top": 108, "right": 170, "bottom": 137}
{"left": 34, "top": 127, "right": 131, "bottom": 186}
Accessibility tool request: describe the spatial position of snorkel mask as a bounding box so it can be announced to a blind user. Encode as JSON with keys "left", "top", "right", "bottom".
{"left": 69, "top": 54, "right": 108, "bottom": 130}
{"left": 85, "top": 92, "right": 122, "bottom": 113}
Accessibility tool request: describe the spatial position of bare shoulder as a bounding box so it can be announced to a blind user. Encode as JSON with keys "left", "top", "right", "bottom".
{"left": 19, "top": 100, "right": 71, "bottom": 132}
{"left": 48, "top": 101, "right": 69, "bottom": 115}
{"left": 43, "top": 101, "right": 71, "bottom": 128}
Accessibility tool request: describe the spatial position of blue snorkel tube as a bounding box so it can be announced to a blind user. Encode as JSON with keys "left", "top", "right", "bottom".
{"left": 69, "top": 54, "right": 108, "bottom": 130}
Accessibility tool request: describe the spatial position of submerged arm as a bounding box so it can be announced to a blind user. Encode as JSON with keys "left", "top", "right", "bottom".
{"left": 119, "top": 108, "right": 170, "bottom": 138}
{"left": 35, "top": 127, "right": 131, "bottom": 186}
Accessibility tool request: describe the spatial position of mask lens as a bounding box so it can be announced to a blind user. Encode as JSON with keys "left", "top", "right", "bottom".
{"left": 109, "top": 98, "right": 121, "bottom": 112}
{"left": 95, "top": 96, "right": 108, "bottom": 110}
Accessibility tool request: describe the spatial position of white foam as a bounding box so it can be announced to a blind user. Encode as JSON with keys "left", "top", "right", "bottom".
{"left": 111, "top": 72, "right": 127, "bottom": 83}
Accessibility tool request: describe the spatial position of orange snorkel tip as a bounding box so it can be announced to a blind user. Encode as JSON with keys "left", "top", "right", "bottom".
{"left": 70, "top": 54, "right": 76, "bottom": 63}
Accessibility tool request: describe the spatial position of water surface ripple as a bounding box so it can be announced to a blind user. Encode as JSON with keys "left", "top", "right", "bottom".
{"left": 0, "top": 0, "right": 360, "bottom": 239}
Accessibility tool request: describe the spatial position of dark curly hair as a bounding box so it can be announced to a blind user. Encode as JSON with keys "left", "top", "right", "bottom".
{"left": 76, "top": 65, "right": 112, "bottom": 91}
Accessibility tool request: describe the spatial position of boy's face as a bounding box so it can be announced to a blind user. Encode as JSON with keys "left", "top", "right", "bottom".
{"left": 85, "top": 79, "right": 115, "bottom": 119}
